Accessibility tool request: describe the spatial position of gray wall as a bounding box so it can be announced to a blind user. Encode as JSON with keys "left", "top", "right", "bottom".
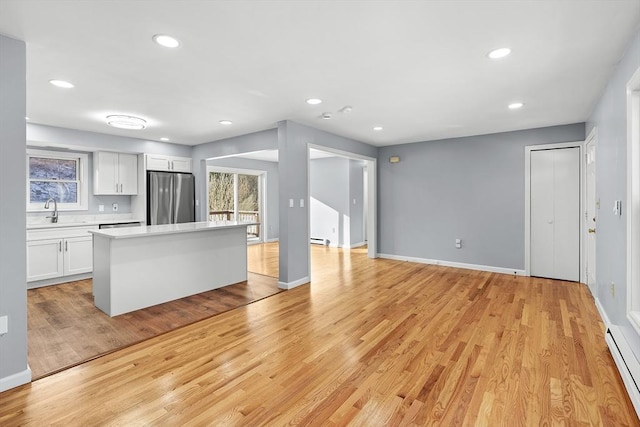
{"left": 378, "top": 123, "right": 585, "bottom": 270}
{"left": 310, "top": 157, "right": 350, "bottom": 246}
{"left": 192, "top": 129, "right": 278, "bottom": 221}
{"left": 587, "top": 29, "right": 640, "bottom": 354}
{"left": 349, "top": 160, "right": 365, "bottom": 246}
{"left": 309, "top": 157, "right": 365, "bottom": 247}
{"left": 278, "top": 121, "right": 377, "bottom": 285}
{"left": 0, "top": 35, "right": 29, "bottom": 390}
{"left": 206, "top": 157, "right": 279, "bottom": 241}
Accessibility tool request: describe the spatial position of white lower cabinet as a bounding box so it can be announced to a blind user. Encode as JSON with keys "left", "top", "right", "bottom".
{"left": 27, "top": 226, "right": 97, "bottom": 283}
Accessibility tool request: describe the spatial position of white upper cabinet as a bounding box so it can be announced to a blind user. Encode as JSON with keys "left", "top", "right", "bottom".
{"left": 94, "top": 152, "right": 138, "bottom": 195}
{"left": 146, "top": 154, "right": 192, "bottom": 173}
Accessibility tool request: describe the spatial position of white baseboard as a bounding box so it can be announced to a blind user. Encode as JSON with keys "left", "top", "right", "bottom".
{"left": 595, "top": 297, "right": 611, "bottom": 328}
{"left": 376, "top": 253, "right": 526, "bottom": 276}
{"left": 345, "top": 241, "right": 366, "bottom": 249}
{"left": 265, "top": 238, "right": 279, "bottom": 243}
{"left": 28, "top": 273, "right": 92, "bottom": 289}
{"left": 605, "top": 326, "right": 640, "bottom": 418}
{"left": 0, "top": 365, "right": 32, "bottom": 393}
{"left": 278, "top": 276, "right": 310, "bottom": 290}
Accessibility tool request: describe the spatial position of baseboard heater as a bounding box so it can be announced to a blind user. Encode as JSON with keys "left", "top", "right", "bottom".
{"left": 310, "top": 237, "right": 330, "bottom": 246}
{"left": 605, "top": 326, "right": 640, "bottom": 417}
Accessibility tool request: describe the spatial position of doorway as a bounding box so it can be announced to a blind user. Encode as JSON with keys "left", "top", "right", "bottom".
{"left": 525, "top": 142, "right": 583, "bottom": 282}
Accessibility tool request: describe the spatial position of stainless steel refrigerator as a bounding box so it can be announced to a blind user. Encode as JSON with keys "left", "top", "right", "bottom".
{"left": 147, "top": 171, "right": 195, "bottom": 225}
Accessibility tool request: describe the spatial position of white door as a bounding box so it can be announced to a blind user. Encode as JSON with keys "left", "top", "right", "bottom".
{"left": 586, "top": 140, "right": 597, "bottom": 293}
{"left": 530, "top": 147, "right": 580, "bottom": 281}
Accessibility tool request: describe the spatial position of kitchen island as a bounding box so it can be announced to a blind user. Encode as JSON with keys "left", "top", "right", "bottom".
{"left": 90, "top": 221, "right": 256, "bottom": 317}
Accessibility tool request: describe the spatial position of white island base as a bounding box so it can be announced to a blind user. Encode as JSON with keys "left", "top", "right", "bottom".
{"left": 91, "top": 222, "right": 253, "bottom": 317}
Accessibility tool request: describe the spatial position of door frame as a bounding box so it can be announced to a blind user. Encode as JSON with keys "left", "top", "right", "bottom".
{"left": 524, "top": 141, "right": 585, "bottom": 281}
{"left": 585, "top": 128, "right": 597, "bottom": 294}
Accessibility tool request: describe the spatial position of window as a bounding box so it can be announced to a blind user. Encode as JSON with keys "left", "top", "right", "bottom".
{"left": 207, "top": 167, "right": 263, "bottom": 240}
{"left": 27, "top": 149, "right": 89, "bottom": 211}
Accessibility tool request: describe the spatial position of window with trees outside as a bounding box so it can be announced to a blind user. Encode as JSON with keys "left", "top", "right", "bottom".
{"left": 27, "top": 149, "right": 88, "bottom": 211}
{"left": 208, "top": 168, "right": 262, "bottom": 240}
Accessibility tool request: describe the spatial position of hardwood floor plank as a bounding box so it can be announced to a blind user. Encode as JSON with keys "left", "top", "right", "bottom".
{"left": 2, "top": 245, "right": 637, "bottom": 426}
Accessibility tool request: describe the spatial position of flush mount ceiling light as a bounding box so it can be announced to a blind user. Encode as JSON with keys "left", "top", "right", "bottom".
{"left": 49, "top": 79, "right": 74, "bottom": 88}
{"left": 152, "top": 34, "right": 181, "bottom": 48}
{"left": 306, "top": 98, "right": 322, "bottom": 105}
{"left": 508, "top": 102, "right": 525, "bottom": 109}
{"left": 488, "top": 47, "right": 511, "bottom": 59}
{"left": 106, "top": 115, "right": 147, "bottom": 130}
{"left": 219, "top": 120, "right": 233, "bottom": 125}
{"left": 373, "top": 126, "right": 383, "bottom": 131}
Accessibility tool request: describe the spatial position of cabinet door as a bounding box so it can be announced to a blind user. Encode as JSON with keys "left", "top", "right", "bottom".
{"left": 27, "top": 239, "right": 63, "bottom": 281}
{"left": 146, "top": 155, "right": 171, "bottom": 171}
{"left": 94, "top": 152, "right": 119, "bottom": 195}
{"left": 64, "top": 236, "right": 93, "bottom": 275}
{"left": 170, "top": 157, "right": 192, "bottom": 173}
{"left": 118, "top": 153, "right": 138, "bottom": 195}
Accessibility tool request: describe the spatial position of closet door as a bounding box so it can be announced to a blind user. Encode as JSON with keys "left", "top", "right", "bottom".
{"left": 530, "top": 147, "right": 580, "bottom": 281}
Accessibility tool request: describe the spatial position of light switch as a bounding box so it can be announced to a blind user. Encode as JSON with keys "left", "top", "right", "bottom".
{"left": 300, "top": 199, "right": 305, "bottom": 208}
{"left": 98, "top": 204, "right": 104, "bottom": 212}
{"left": 289, "top": 199, "right": 294, "bottom": 208}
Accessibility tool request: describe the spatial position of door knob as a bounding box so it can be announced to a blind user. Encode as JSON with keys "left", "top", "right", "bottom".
{"left": 588, "top": 228, "right": 596, "bottom": 233}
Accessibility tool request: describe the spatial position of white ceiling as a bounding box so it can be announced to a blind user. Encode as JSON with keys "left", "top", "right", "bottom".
{"left": 233, "top": 148, "right": 340, "bottom": 163}
{"left": 1, "top": 1, "right": 638, "bottom": 147}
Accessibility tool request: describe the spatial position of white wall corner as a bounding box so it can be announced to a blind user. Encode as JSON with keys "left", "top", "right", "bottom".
{"left": 278, "top": 276, "right": 310, "bottom": 290}
{"left": 0, "top": 365, "right": 31, "bottom": 393}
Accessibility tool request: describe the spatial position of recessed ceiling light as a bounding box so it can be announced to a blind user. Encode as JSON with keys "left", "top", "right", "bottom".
{"left": 219, "top": 120, "right": 233, "bottom": 125}
{"left": 508, "top": 102, "right": 524, "bottom": 109}
{"left": 49, "top": 79, "right": 74, "bottom": 88}
{"left": 321, "top": 113, "right": 332, "bottom": 120}
{"left": 373, "top": 126, "right": 383, "bottom": 131}
{"left": 306, "top": 98, "right": 322, "bottom": 105}
{"left": 153, "top": 34, "right": 181, "bottom": 48}
{"left": 339, "top": 106, "right": 353, "bottom": 113}
{"left": 106, "top": 115, "right": 147, "bottom": 130}
{"left": 160, "top": 137, "right": 169, "bottom": 141}
{"left": 25, "top": 116, "right": 30, "bottom": 120}
{"left": 488, "top": 48, "right": 511, "bottom": 59}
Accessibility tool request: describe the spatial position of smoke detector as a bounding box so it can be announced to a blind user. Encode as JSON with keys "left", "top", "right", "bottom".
{"left": 321, "top": 113, "right": 332, "bottom": 120}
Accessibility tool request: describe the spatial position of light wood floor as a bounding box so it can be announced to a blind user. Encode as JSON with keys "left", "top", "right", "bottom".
{"left": 4, "top": 245, "right": 638, "bottom": 426}
{"left": 28, "top": 273, "right": 280, "bottom": 379}
{"left": 248, "top": 241, "right": 279, "bottom": 278}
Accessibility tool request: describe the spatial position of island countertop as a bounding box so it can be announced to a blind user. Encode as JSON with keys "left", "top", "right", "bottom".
{"left": 89, "top": 221, "right": 258, "bottom": 239}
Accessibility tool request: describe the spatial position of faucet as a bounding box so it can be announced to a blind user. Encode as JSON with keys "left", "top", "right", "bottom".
{"left": 44, "top": 197, "right": 58, "bottom": 223}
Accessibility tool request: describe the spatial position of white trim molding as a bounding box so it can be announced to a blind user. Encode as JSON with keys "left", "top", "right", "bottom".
{"left": 0, "top": 366, "right": 32, "bottom": 393}
{"left": 377, "top": 253, "right": 526, "bottom": 276}
{"left": 278, "top": 276, "right": 310, "bottom": 290}
{"left": 627, "top": 65, "right": 640, "bottom": 335}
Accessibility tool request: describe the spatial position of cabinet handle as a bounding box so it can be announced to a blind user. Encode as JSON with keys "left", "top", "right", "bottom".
{"left": 167, "top": 160, "right": 171, "bottom": 170}
{"left": 65, "top": 240, "right": 68, "bottom": 252}
{"left": 116, "top": 182, "right": 119, "bottom": 193}
{"left": 59, "top": 240, "right": 62, "bottom": 252}
{"left": 120, "top": 183, "right": 123, "bottom": 192}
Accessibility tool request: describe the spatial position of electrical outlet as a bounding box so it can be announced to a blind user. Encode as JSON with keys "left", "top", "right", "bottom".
{"left": 112, "top": 203, "right": 118, "bottom": 212}
{"left": 98, "top": 204, "right": 104, "bottom": 212}
{"left": 455, "top": 238, "right": 462, "bottom": 249}
{"left": 611, "top": 282, "right": 616, "bottom": 297}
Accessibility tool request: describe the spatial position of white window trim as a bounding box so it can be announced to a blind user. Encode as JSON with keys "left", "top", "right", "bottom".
{"left": 627, "top": 66, "right": 640, "bottom": 334}
{"left": 26, "top": 148, "right": 89, "bottom": 212}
